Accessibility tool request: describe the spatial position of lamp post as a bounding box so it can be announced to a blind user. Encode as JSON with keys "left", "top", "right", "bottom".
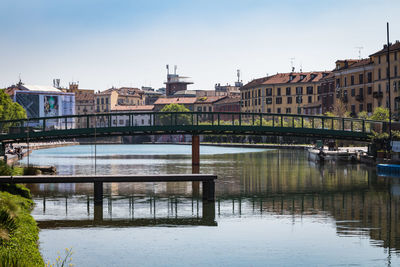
{"left": 387, "top": 22, "right": 392, "bottom": 153}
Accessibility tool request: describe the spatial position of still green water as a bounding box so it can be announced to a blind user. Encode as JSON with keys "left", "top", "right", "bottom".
{"left": 22, "top": 144, "right": 400, "bottom": 266}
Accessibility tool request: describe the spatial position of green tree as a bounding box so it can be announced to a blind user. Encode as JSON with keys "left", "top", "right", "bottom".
{"left": 159, "top": 103, "right": 191, "bottom": 125}
{"left": 0, "top": 90, "right": 26, "bottom": 122}
{"left": 369, "top": 107, "right": 389, "bottom": 121}
{"left": 357, "top": 111, "right": 369, "bottom": 119}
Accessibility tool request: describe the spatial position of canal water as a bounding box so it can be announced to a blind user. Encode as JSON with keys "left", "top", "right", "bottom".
{"left": 21, "top": 144, "right": 400, "bottom": 266}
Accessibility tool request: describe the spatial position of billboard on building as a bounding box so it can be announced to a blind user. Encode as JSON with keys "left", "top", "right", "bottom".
{"left": 15, "top": 93, "right": 40, "bottom": 118}
{"left": 44, "top": 95, "right": 59, "bottom": 116}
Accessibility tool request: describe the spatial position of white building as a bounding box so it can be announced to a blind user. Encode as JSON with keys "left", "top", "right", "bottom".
{"left": 13, "top": 84, "right": 75, "bottom": 128}
{"left": 96, "top": 105, "right": 154, "bottom": 128}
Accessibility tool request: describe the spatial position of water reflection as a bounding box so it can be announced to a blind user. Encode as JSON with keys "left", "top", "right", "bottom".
{"left": 24, "top": 146, "right": 400, "bottom": 257}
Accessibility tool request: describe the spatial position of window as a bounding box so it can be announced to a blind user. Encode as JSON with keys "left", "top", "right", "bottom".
{"left": 296, "top": 96, "right": 302, "bottom": 104}
{"left": 119, "top": 119, "right": 124, "bottom": 125}
{"left": 296, "top": 87, "right": 303, "bottom": 95}
{"left": 286, "top": 108, "right": 291, "bottom": 113}
{"left": 258, "top": 89, "right": 261, "bottom": 97}
{"left": 97, "top": 98, "right": 100, "bottom": 104}
{"left": 351, "top": 105, "right": 356, "bottom": 115}
{"left": 367, "top": 103, "right": 372, "bottom": 112}
{"left": 266, "top": 98, "right": 272, "bottom": 104}
{"left": 336, "top": 78, "right": 341, "bottom": 87}
{"left": 351, "top": 88, "right": 355, "bottom": 97}
{"left": 379, "top": 56, "right": 381, "bottom": 64}
{"left": 266, "top": 88, "right": 272, "bottom": 96}
{"left": 306, "top": 86, "right": 313, "bottom": 94}
{"left": 368, "top": 87, "right": 372, "bottom": 95}
{"left": 351, "top": 75, "right": 354, "bottom": 85}
{"left": 297, "top": 107, "right": 301, "bottom": 114}
{"left": 395, "top": 52, "right": 398, "bottom": 61}
{"left": 101, "top": 98, "right": 104, "bottom": 104}
{"left": 394, "top": 81, "right": 398, "bottom": 92}
{"left": 308, "top": 96, "right": 312, "bottom": 103}
{"left": 286, "top": 87, "right": 291, "bottom": 95}
{"left": 142, "top": 119, "right": 144, "bottom": 124}
{"left": 258, "top": 98, "right": 261, "bottom": 105}
{"left": 344, "top": 77, "right": 347, "bottom": 86}
{"left": 367, "top": 72, "right": 372, "bottom": 83}
{"left": 197, "top": 107, "right": 202, "bottom": 112}
{"left": 359, "top": 104, "right": 363, "bottom": 112}
{"left": 386, "top": 82, "right": 390, "bottom": 92}
{"left": 277, "top": 88, "right": 281, "bottom": 96}
{"left": 395, "top": 66, "right": 398, "bottom": 77}
{"left": 267, "top": 108, "right": 271, "bottom": 113}
{"left": 378, "top": 69, "right": 381, "bottom": 80}
{"left": 287, "top": 97, "right": 292, "bottom": 104}
{"left": 276, "top": 97, "right": 282, "bottom": 104}
{"left": 277, "top": 108, "right": 281, "bottom": 114}
{"left": 359, "top": 74, "right": 363, "bottom": 84}
{"left": 359, "top": 88, "right": 363, "bottom": 96}
{"left": 317, "top": 86, "right": 321, "bottom": 94}
{"left": 209, "top": 107, "right": 212, "bottom": 112}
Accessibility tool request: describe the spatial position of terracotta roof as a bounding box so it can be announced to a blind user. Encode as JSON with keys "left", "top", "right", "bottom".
{"left": 241, "top": 76, "right": 270, "bottom": 90}
{"left": 261, "top": 72, "right": 329, "bottom": 85}
{"left": 214, "top": 96, "right": 240, "bottom": 105}
{"left": 370, "top": 41, "right": 400, "bottom": 56}
{"left": 195, "top": 96, "right": 226, "bottom": 104}
{"left": 154, "top": 97, "right": 197, "bottom": 105}
{"left": 111, "top": 105, "right": 154, "bottom": 111}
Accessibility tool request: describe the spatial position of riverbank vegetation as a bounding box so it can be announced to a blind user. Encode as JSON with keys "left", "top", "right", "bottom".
{"left": 0, "top": 162, "right": 44, "bottom": 266}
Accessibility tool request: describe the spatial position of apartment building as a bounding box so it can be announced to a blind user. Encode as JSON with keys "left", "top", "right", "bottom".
{"left": 240, "top": 72, "right": 329, "bottom": 114}
{"left": 67, "top": 82, "right": 95, "bottom": 128}
{"left": 369, "top": 41, "right": 400, "bottom": 116}
{"left": 333, "top": 59, "right": 374, "bottom": 116}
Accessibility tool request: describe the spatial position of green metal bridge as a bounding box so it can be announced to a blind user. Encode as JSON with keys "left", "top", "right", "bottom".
{"left": 0, "top": 111, "right": 385, "bottom": 146}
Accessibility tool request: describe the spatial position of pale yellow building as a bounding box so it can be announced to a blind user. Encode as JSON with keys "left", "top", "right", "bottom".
{"left": 369, "top": 41, "right": 400, "bottom": 117}
{"left": 240, "top": 72, "right": 330, "bottom": 115}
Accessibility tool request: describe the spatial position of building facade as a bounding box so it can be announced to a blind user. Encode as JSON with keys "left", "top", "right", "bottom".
{"left": 240, "top": 72, "right": 329, "bottom": 115}
{"left": 333, "top": 59, "right": 374, "bottom": 116}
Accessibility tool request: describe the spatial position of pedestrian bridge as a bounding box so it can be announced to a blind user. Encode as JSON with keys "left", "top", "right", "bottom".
{"left": 0, "top": 112, "right": 384, "bottom": 145}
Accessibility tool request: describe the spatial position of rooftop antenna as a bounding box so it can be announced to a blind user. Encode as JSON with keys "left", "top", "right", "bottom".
{"left": 237, "top": 69, "right": 240, "bottom": 82}
{"left": 290, "top": 58, "right": 295, "bottom": 72}
{"left": 355, "top": 46, "right": 363, "bottom": 59}
{"left": 300, "top": 62, "right": 303, "bottom": 73}
{"left": 166, "top": 64, "right": 169, "bottom": 75}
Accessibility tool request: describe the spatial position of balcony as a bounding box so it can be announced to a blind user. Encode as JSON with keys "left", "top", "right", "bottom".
{"left": 355, "top": 95, "right": 364, "bottom": 102}
{"left": 373, "top": 91, "right": 383, "bottom": 98}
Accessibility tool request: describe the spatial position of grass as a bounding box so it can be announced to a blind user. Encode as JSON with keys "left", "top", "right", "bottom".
{"left": 0, "top": 161, "right": 44, "bottom": 266}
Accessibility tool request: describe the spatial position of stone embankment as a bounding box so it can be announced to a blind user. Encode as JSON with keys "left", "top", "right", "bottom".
{"left": 2, "top": 141, "right": 79, "bottom": 164}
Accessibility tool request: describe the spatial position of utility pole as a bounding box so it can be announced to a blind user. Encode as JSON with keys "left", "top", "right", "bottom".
{"left": 387, "top": 22, "right": 392, "bottom": 152}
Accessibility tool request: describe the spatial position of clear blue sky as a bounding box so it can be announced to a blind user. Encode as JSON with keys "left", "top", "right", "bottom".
{"left": 1, "top": 0, "right": 399, "bottom": 91}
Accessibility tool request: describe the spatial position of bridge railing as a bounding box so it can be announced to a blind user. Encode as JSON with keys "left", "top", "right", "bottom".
{"left": 0, "top": 112, "right": 386, "bottom": 138}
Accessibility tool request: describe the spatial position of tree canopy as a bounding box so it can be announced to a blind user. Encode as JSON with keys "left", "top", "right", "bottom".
{"left": 159, "top": 103, "right": 191, "bottom": 125}
{"left": 160, "top": 103, "right": 190, "bottom": 113}
{"left": 0, "top": 89, "right": 26, "bottom": 122}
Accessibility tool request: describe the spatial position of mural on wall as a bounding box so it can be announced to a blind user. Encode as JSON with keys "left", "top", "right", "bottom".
{"left": 44, "top": 95, "right": 59, "bottom": 116}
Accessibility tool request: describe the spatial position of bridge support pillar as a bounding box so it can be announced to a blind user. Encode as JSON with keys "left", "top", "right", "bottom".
{"left": 94, "top": 182, "right": 103, "bottom": 205}
{"left": 192, "top": 135, "right": 200, "bottom": 168}
{"left": 202, "top": 180, "right": 215, "bottom": 201}
{"left": 192, "top": 135, "right": 200, "bottom": 195}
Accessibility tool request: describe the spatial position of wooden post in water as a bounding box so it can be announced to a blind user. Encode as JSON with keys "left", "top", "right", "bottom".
{"left": 94, "top": 182, "right": 103, "bottom": 205}
{"left": 202, "top": 180, "right": 215, "bottom": 201}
